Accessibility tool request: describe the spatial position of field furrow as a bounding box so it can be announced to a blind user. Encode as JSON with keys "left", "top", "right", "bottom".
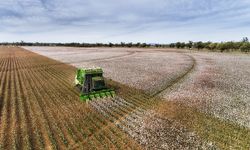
{"left": 0, "top": 47, "right": 144, "bottom": 149}
{"left": 18, "top": 56, "right": 52, "bottom": 149}
{"left": 0, "top": 55, "right": 9, "bottom": 124}
{"left": 16, "top": 57, "right": 38, "bottom": 149}
{"left": 8, "top": 54, "right": 19, "bottom": 149}
{"left": 0, "top": 53, "right": 12, "bottom": 149}
{"left": 22, "top": 55, "right": 69, "bottom": 149}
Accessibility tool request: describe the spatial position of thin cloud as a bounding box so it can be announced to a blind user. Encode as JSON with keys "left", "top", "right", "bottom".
{"left": 0, "top": 0, "right": 250, "bottom": 42}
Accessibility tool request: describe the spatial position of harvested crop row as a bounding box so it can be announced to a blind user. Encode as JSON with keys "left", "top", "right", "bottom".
{"left": 0, "top": 47, "right": 141, "bottom": 149}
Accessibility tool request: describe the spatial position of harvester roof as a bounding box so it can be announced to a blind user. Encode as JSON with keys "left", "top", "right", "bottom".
{"left": 79, "top": 67, "right": 103, "bottom": 75}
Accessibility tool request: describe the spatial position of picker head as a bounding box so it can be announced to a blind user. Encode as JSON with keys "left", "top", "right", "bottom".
{"left": 75, "top": 67, "right": 115, "bottom": 101}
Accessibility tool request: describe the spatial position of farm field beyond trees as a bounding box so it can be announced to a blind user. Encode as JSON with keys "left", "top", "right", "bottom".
{"left": 0, "top": 46, "right": 249, "bottom": 149}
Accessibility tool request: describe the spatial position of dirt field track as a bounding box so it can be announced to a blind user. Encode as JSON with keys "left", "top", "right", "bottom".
{"left": 0, "top": 46, "right": 250, "bottom": 149}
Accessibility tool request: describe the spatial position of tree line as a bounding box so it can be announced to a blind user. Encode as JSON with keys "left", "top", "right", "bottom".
{"left": 168, "top": 37, "right": 250, "bottom": 52}
{"left": 1, "top": 37, "right": 249, "bottom": 52}
{"left": 0, "top": 41, "right": 151, "bottom": 48}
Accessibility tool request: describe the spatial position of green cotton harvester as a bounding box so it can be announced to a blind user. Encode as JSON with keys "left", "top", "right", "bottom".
{"left": 75, "top": 67, "right": 115, "bottom": 101}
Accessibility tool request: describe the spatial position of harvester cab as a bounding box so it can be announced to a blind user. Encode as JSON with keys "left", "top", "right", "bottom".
{"left": 75, "top": 67, "right": 115, "bottom": 101}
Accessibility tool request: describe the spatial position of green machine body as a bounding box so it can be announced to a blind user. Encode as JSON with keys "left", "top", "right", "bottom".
{"left": 75, "top": 67, "right": 115, "bottom": 101}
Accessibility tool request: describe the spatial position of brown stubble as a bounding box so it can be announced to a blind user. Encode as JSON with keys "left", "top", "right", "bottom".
{"left": 0, "top": 46, "right": 142, "bottom": 149}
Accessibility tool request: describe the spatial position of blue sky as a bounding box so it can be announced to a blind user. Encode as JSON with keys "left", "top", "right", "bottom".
{"left": 0, "top": 0, "right": 250, "bottom": 43}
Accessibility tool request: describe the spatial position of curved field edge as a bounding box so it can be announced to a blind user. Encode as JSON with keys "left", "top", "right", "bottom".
{"left": 150, "top": 52, "right": 196, "bottom": 97}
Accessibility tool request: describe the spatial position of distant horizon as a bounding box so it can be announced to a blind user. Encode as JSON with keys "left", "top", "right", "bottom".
{"left": 0, "top": 38, "right": 248, "bottom": 45}
{"left": 1, "top": 0, "right": 250, "bottom": 43}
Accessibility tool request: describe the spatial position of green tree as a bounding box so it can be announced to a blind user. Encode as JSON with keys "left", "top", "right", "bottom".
{"left": 240, "top": 42, "right": 250, "bottom": 52}
{"left": 207, "top": 43, "right": 217, "bottom": 51}
{"left": 120, "top": 42, "right": 125, "bottom": 47}
{"left": 242, "top": 37, "right": 249, "bottom": 42}
{"left": 204, "top": 42, "right": 212, "bottom": 49}
{"left": 194, "top": 41, "right": 204, "bottom": 50}
{"left": 216, "top": 42, "right": 231, "bottom": 52}
{"left": 169, "top": 43, "right": 175, "bottom": 48}
{"left": 216, "top": 43, "right": 225, "bottom": 52}
{"left": 127, "top": 42, "right": 133, "bottom": 47}
{"left": 176, "top": 42, "right": 181, "bottom": 48}
{"left": 180, "top": 42, "right": 185, "bottom": 48}
{"left": 186, "top": 41, "right": 193, "bottom": 49}
{"left": 108, "top": 43, "right": 114, "bottom": 47}
{"left": 233, "top": 42, "right": 242, "bottom": 50}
